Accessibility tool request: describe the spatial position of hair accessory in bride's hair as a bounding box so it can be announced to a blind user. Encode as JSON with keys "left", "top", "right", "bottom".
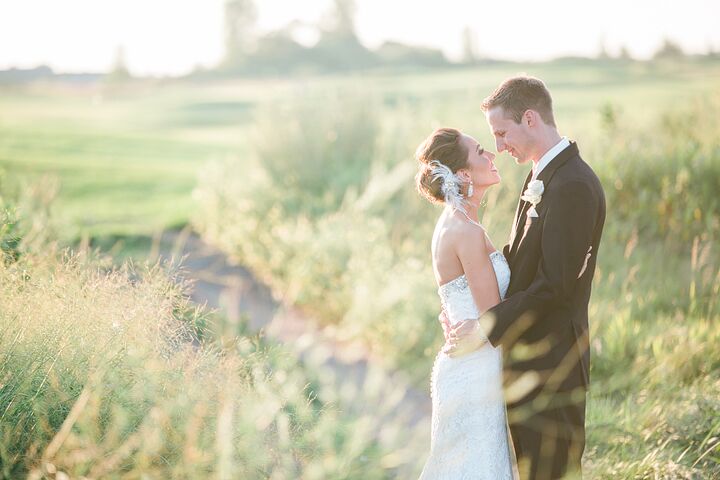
{"left": 428, "top": 160, "right": 467, "bottom": 212}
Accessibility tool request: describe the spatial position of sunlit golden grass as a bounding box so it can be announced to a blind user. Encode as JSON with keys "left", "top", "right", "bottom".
{"left": 0, "top": 239, "right": 430, "bottom": 478}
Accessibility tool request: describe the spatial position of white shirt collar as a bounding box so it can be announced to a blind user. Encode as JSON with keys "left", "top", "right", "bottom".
{"left": 532, "top": 137, "right": 570, "bottom": 180}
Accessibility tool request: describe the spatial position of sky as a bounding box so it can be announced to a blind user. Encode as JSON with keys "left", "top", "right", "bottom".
{"left": 0, "top": 0, "right": 719, "bottom": 76}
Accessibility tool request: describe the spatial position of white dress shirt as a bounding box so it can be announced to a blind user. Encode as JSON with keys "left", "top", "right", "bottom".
{"left": 532, "top": 136, "right": 570, "bottom": 180}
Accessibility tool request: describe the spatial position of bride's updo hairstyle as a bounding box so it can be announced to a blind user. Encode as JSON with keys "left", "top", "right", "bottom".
{"left": 415, "top": 127, "right": 469, "bottom": 205}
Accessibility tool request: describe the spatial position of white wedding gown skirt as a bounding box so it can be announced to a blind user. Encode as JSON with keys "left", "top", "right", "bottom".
{"left": 419, "top": 251, "right": 517, "bottom": 480}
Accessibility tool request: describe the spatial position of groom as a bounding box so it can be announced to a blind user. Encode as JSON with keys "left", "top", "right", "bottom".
{"left": 446, "top": 76, "right": 606, "bottom": 479}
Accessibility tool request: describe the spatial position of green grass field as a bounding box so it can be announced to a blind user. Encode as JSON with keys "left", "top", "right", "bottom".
{"left": 2, "top": 58, "right": 720, "bottom": 478}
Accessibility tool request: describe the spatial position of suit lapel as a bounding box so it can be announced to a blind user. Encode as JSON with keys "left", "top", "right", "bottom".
{"left": 509, "top": 200, "right": 532, "bottom": 258}
{"left": 508, "top": 169, "right": 533, "bottom": 253}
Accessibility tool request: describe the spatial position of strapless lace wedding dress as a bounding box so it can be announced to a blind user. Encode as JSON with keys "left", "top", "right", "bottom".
{"left": 419, "top": 250, "right": 516, "bottom": 480}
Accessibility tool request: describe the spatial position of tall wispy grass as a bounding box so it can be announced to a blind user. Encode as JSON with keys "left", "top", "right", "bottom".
{"left": 581, "top": 93, "right": 720, "bottom": 478}
{"left": 194, "top": 89, "right": 720, "bottom": 476}
{"left": 0, "top": 187, "right": 424, "bottom": 478}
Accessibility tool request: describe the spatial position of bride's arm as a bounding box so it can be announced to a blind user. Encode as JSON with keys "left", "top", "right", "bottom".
{"left": 456, "top": 226, "right": 502, "bottom": 315}
{"left": 443, "top": 226, "right": 501, "bottom": 356}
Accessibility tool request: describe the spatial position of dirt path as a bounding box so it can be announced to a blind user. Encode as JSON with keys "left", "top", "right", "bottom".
{"left": 154, "top": 229, "right": 431, "bottom": 450}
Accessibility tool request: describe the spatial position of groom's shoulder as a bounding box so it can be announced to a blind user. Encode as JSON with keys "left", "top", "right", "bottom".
{"left": 559, "top": 151, "right": 603, "bottom": 191}
{"left": 548, "top": 154, "right": 605, "bottom": 209}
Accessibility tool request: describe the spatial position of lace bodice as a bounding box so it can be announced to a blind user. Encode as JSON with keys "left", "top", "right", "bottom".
{"left": 437, "top": 251, "right": 511, "bottom": 327}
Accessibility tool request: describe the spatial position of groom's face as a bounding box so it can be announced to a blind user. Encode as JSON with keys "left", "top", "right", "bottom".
{"left": 485, "top": 106, "right": 532, "bottom": 165}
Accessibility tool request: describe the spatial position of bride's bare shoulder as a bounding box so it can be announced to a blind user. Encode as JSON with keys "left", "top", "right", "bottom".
{"left": 442, "top": 218, "right": 488, "bottom": 253}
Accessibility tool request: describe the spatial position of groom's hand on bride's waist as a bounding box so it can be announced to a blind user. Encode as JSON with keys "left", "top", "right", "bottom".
{"left": 439, "top": 311, "right": 452, "bottom": 340}
{"left": 443, "top": 318, "right": 487, "bottom": 358}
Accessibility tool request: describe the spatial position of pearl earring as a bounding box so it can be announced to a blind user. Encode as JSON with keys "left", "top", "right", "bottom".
{"left": 467, "top": 182, "right": 474, "bottom": 197}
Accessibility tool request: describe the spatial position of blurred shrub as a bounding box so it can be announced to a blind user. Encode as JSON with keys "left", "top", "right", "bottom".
{"left": 0, "top": 193, "right": 20, "bottom": 262}
{"left": 193, "top": 92, "right": 449, "bottom": 380}
{"left": 0, "top": 170, "right": 59, "bottom": 262}
{"left": 597, "top": 93, "right": 720, "bottom": 247}
{"left": 252, "top": 90, "right": 380, "bottom": 216}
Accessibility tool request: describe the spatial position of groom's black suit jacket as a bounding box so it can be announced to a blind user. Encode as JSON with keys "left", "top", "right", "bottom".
{"left": 484, "top": 142, "right": 605, "bottom": 477}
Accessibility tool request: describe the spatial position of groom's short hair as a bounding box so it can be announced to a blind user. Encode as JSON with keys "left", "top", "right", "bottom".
{"left": 481, "top": 76, "right": 556, "bottom": 127}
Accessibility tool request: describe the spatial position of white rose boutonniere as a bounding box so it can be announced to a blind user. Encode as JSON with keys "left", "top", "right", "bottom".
{"left": 522, "top": 180, "right": 544, "bottom": 218}
{"left": 522, "top": 179, "right": 544, "bottom": 205}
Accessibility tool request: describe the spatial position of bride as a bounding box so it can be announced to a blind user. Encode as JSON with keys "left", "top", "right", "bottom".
{"left": 415, "top": 127, "right": 518, "bottom": 479}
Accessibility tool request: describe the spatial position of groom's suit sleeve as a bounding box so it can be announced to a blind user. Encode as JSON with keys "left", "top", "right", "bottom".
{"left": 484, "top": 180, "right": 600, "bottom": 349}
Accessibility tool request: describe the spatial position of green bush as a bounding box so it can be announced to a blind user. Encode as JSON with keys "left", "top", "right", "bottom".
{"left": 0, "top": 170, "right": 58, "bottom": 262}
{"left": 252, "top": 90, "right": 380, "bottom": 217}
{"left": 596, "top": 93, "right": 720, "bottom": 246}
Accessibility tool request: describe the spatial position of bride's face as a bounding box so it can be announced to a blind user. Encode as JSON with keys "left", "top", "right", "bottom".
{"left": 458, "top": 134, "right": 500, "bottom": 189}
